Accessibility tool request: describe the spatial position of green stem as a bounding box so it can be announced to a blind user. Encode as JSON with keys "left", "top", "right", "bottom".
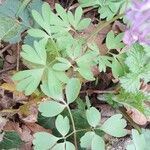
{"left": 66, "top": 128, "right": 90, "bottom": 139}
{"left": 86, "top": 14, "right": 124, "bottom": 42}
{"left": 16, "top": 0, "right": 32, "bottom": 17}
{"left": 63, "top": 102, "right": 78, "bottom": 150}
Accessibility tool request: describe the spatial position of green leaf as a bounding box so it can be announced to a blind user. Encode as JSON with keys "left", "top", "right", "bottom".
{"left": 65, "top": 142, "right": 75, "bottom": 150}
{"left": 68, "top": 11, "right": 75, "bottom": 27}
{"left": 71, "top": 98, "right": 90, "bottom": 130}
{"left": 127, "top": 129, "right": 150, "bottom": 150}
{"left": 0, "top": 0, "right": 29, "bottom": 43}
{"left": 55, "top": 4, "right": 69, "bottom": 26}
{"left": 32, "top": 9, "right": 51, "bottom": 35}
{"left": 0, "top": 15, "right": 25, "bottom": 43}
{"left": 52, "top": 63, "right": 70, "bottom": 71}
{"left": 53, "top": 63, "right": 71, "bottom": 71}
{"left": 53, "top": 142, "right": 75, "bottom": 150}
{"left": 54, "top": 71, "right": 69, "bottom": 83}
{"left": 80, "top": 131, "right": 95, "bottom": 148}
{"left": 111, "top": 58, "right": 124, "bottom": 78}
{"left": 98, "top": 1, "right": 126, "bottom": 21}
{"left": 91, "top": 134, "right": 105, "bottom": 150}
{"left": 65, "top": 78, "right": 81, "bottom": 104}
{"left": 126, "top": 144, "right": 136, "bottom": 150}
{"left": 126, "top": 130, "right": 146, "bottom": 150}
{"left": 86, "top": 107, "right": 101, "bottom": 127}
{"left": 47, "top": 69, "right": 63, "bottom": 100}
{"left": 55, "top": 115, "right": 70, "bottom": 136}
{"left": 106, "top": 31, "right": 125, "bottom": 49}
{"left": 0, "top": 131, "right": 23, "bottom": 149}
{"left": 78, "top": 0, "right": 99, "bottom": 7}
{"left": 21, "top": 39, "right": 47, "bottom": 65}
{"left": 78, "top": 67, "right": 95, "bottom": 81}
{"left": 101, "top": 114, "right": 127, "bottom": 137}
{"left": 27, "top": 28, "right": 49, "bottom": 39}
{"left": 77, "top": 18, "right": 91, "bottom": 30}
{"left": 109, "top": 89, "right": 149, "bottom": 115}
{"left": 38, "top": 113, "right": 55, "bottom": 129}
{"left": 42, "top": 2, "right": 52, "bottom": 25}
{"left": 120, "top": 73, "right": 141, "bottom": 93}
{"left": 120, "top": 43, "right": 150, "bottom": 93}
{"left": 12, "top": 68, "right": 44, "bottom": 95}
{"left": 98, "top": 56, "right": 111, "bottom": 72}
{"left": 38, "top": 100, "right": 65, "bottom": 117}
{"left": 75, "top": 6, "right": 83, "bottom": 25}
{"left": 125, "top": 44, "right": 146, "bottom": 73}
{"left": 33, "top": 132, "right": 58, "bottom": 150}
{"left": 53, "top": 143, "right": 65, "bottom": 150}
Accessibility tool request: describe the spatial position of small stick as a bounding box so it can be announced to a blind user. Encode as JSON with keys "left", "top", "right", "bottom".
{"left": 80, "top": 89, "right": 116, "bottom": 94}
{"left": 16, "top": 43, "right": 20, "bottom": 71}
{"left": 0, "top": 44, "right": 12, "bottom": 56}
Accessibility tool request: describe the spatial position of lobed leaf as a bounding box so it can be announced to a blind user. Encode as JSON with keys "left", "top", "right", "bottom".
{"left": 86, "top": 107, "right": 101, "bottom": 128}
{"left": 12, "top": 69, "right": 44, "bottom": 95}
{"left": 38, "top": 100, "right": 65, "bottom": 117}
{"left": 101, "top": 114, "right": 127, "bottom": 137}
{"left": 55, "top": 115, "right": 70, "bottom": 136}
{"left": 33, "top": 132, "right": 58, "bottom": 150}
{"left": 65, "top": 78, "right": 81, "bottom": 104}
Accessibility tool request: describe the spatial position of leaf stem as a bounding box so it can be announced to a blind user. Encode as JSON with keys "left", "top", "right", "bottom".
{"left": 63, "top": 101, "right": 78, "bottom": 150}
{"left": 65, "top": 128, "right": 91, "bottom": 139}
{"left": 86, "top": 14, "right": 124, "bottom": 42}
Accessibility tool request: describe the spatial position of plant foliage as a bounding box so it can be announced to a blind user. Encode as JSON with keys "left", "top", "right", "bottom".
{"left": 9, "top": 1, "right": 150, "bottom": 150}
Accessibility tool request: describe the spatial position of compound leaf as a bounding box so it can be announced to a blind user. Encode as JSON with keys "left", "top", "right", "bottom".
{"left": 106, "top": 31, "right": 125, "bottom": 50}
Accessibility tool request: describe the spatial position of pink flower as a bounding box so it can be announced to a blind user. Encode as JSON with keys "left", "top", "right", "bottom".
{"left": 123, "top": 0, "right": 150, "bottom": 46}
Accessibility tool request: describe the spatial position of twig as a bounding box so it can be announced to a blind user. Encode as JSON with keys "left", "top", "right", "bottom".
{"left": 80, "top": 89, "right": 116, "bottom": 94}
{"left": 68, "top": 3, "right": 79, "bottom": 11}
{"left": 0, "top": 44, "right": 12, "bottom": 56}
{"left": 83, "top": 7, "right": 95, "bottom": 13}
{"left": 0, "top": 64, "right": 16, "bottom": 74}
{"left": 16, "top": 43, "right": 20, "bottom": 71}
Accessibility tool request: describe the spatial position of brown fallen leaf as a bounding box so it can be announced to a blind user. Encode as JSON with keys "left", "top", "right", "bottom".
{"left": 25, "top": 123, "right": 51, "bottom": 134}
{"left": 5, "top": 54, "right": 16, "bottom": 64}
{"left": 19, "top": 103, "right": 38, "bottom": 123}
{"left": 126, "top": 107, "right": 147, "bottom": 125}
{"left": 3, "top": 121, "right": 20, "bottom": 131}
{"left": 0, "top": 82, "right": 27, "bottom": 101}
{"left": 20, "top": 142, "right": 32, "bottom": 150}
{"left": 3, "top": 121, "right": 33, "bottom": 149}
{"left": 112, "top": 20, "right": 126, "bottom": 32}
{"left": 0, "top": 116, "right": 7, "bottom": 132}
